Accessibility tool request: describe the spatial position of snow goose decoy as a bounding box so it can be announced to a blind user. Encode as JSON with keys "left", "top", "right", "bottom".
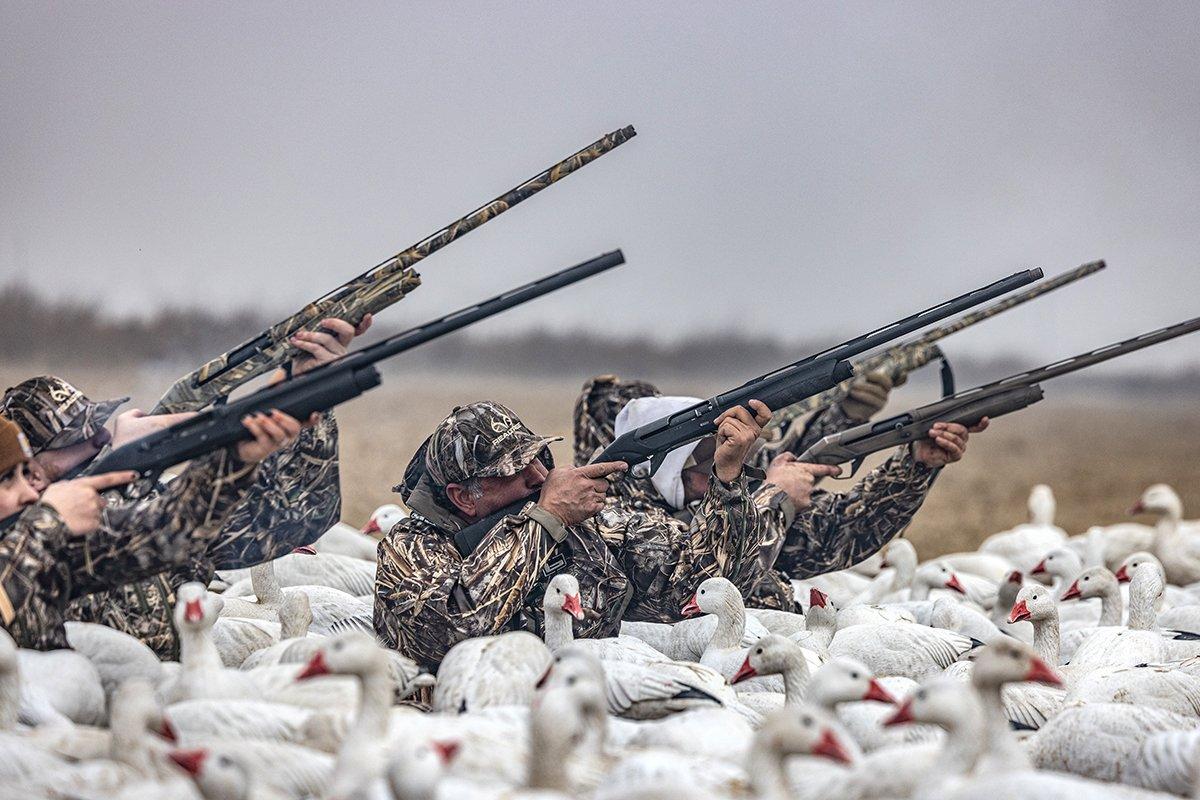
{"left": 170, "top": 745, "right": 290, "bottom": 800}
{"left": 1132, "top": 484, "right": 1200, "bottom": 586}
{"left": 433, "top": 629, "right": 551, "bottom": 713}
{"left": 978, "top": 484, "right": 1068, "bottom": 572}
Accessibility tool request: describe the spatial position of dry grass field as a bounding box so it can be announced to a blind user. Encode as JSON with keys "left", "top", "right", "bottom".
{"left": 3, "top": 361, "right": 1197, "bottom": 560}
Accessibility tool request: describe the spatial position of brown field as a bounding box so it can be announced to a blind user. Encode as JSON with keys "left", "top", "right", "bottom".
{"left": 3, "top": 361, "right": 1198, "bottom": 560}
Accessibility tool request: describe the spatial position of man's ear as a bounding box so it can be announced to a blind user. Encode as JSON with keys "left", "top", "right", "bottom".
{"left": 444, "top": 483, "right": 477, "bottom": 517}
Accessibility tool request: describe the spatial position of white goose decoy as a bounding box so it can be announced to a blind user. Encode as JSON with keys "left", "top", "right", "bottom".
{"left": 315, "top": 503, "right": 406, "bottom": 561}
{"left": 160, "top": 584, "right": 262, "bottom": 705}
{"left": 749, "top": 709, "right": 855, "bottom": 800}
{"left": 828, "top": 615, "right": 976, "bottom": 682}
{"left": 433, "top": 630, "right": 551, "bottom": 714}
{"left": 211, "top": 592, "right": 313, "bottom": 668}
{"left": 618, "top": 611, "right": 773, "bottom": 662}
{"left": 989, "top": 570, "right": 1033, "bottom": 642}
{"left": 848, "top": 538, "right": 919, "bottom": 605}
{"left": 294, "top": 632, "right": 395, "bottom": 799}
{"left": 18, "top": 645, "right": 107, "bottom": 727}
{"left": 541, "top": 574, "right": 663, "bottom": 664}
{"left": 1068, "top": 563, "right": 1188, "bottom": 670}
{"left": 1056, "top": 565, "right": 1123, "bottom": 660}
{"left": 1133, "top": 484, "right": 1200, "bottom": 586}
{"left": 685, "top": 577, "right": 820, "bottom": 691}
{"left": 0, "top": 629, "right": 77, "bottom": 782}
{"left": 218, "top": 558, "right": 373, "bottom": 637}
{"left": 385, "top": 737, "right": 460, "bottom": 800}
{"left": 978, "top": 484, "right": 1068, "bottom": 572}
{"left": 165, "top": 698, "right": 325, "bottom": 748}
{"left": 64, "top": 621, "right": 164, "bottom": 701}
{"left": 218, "top": 550, "right": 376, "bottom": 599}
{"left": 1125, "top": 729, "right": 1200, "bottom": 796}
{"left": 169, "top": 746, "right": 291, "bottom": 800}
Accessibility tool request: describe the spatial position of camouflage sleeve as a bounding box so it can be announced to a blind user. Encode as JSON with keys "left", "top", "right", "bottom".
{"left": 62, "top": 447, "right": 259, "bottom": 598}
{"left": 374, "top": 509, "right": 558, "bottom": 670}
{"left": 751, "top": 405, "right": 854, "bottom": 472}
{"left": 596, "top": 472, "right": 794, "bottom": 622}
{"left": 0, "top": 504, "right": 74, "bottom": 649}
{"left": 204, "top": 412, "right": 341, "bottom": 570}
{"left": 774, "top": 446, "right": 936, "bottom": 579}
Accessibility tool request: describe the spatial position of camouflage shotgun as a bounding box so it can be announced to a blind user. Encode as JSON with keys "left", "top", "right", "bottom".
{"left": 95, "top": 251, "right": 625, "bottom": 477}
{"left": 760, "top": 260, "right": 1106, "bottom": 453}
{"left": 799, "top": 314, "right": 1200, "bottom": 474}
{"left": 151, "top": 126, "right": 637, "bottom": 414}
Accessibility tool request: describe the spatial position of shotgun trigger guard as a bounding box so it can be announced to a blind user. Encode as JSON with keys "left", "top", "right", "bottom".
{"left": 939, "top": 355, "right": 956, "bottom": 398}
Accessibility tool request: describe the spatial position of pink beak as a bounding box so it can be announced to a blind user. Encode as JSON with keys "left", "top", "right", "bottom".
{"left": 1129, "top": 501, "right": 1145, "bottom": 515}
{"left": 184, "top": 599, "right": 204, "bottom": 623}
{"left": 1060, "top": 580, "right": 1082, "bottom": 601}
{"left": 296, "top": 651, "right": 329, "bottom": 681}
{"left": 169, "top": 748, "right": 207, "bottom": 776}
{"left": 1031, "top": 558, "right": 1047, "bottom": 575}
{"left": 811, "top": 728, "right": 853, "bottom": 764}
{"left": 362, "top": 517, "right": 382, "bottom": 534}
{"left": 1007, "top": 570, "right": 1023, "bottom": 585}
{"left": 159, "top": 717, "right": 178, "bottom": 742}
{"left": 862, "top": 678, "right": 897, "bottom": 704}
{"left": 1008, "top": 599, "right": 1031, "bottom": 624}
{"left": 561, "top": 593, "right": 584, "bottom": 620}
{"left": 732, "top": 656, "right": 757, "bottom": 684}
{"left": 1115, "top": 565, "right": 1131, "bottom": 583}
{"left": 809, "top": 587, "right": 829, "bottom": 609}
{"left": 681, "top": 595, "right": 702, "bottom": 617}
{"left": 1024, "top": 656, "right": 1064, "bottom": 686}
{"left": 432, "top": 740, "right": 460, "bottom": 765}
{"left": 291, "top": 545, "right": 318, "bottom": 556}
{"left": 882, "top": 698, "right": 914, "bottom": 726}
{"left": 944, "top": 574, "right": 966, "bottom": 595}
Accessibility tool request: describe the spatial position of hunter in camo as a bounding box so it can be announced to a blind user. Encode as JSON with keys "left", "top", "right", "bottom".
{"left": 0, "top": 439, "right": 260, "bottom": 651}
{"left": 374, "top": 400, "right": 794, "bottom": 670}
{"left": 0, "top": 376, "right": 127, "bottom": 454}
{"left": 2, "top": 376, "right": 342, "bottom": 657}
{"left": 570, "top": 372, "right": 945, "bottom": 612}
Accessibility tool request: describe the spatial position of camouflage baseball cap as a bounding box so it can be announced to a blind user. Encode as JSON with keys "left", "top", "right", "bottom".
{"left": 0, "top": 376, "right": 128, "bottom": 454}
{"left": 423, "top": 401, "right": 560, "bottom": 488}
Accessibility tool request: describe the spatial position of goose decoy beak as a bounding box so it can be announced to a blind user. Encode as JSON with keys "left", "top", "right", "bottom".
{"left": 944, "top": 574, "right": 966, "bottom": 595}
{"left": 1115, "top": 565, "right": 1131, "bottom": 583}
{"left": 1024, "top": 656, "right": 1063, "bottom": 686}
{"left": 432, "top": 740, "right": 461, "bottom": 765}
{"left": 882, "top": 698, "right": 914, "bottom": 726}
{"left": 1061, "top": 580, "right": 1082, "bottom": 601}
{"left": 681, "top": 595, "right": 702, "bottom": 617}
{"left": 812, "top": 728, "right": 853, "bottom": 764}
{"left": 808, "top": 587, "right": 828, "bottom": 609}
{"left": 561, "top": 593, "right": 585, "bottom": 621}
{"left": 292, "top": 545, "right": 318, "bottom": 556}
{"left": 184, "top": 599, "right": 204, "bottom": 623}
{"left": 169, "top": 748, "right": 207, "bottom": 776}
{"left": 362, "top": 517, "right": 382, "bottom": 534}
{"left": 1128, "top": 501, "right": 1145, "bottom": 515}
{"left": 1007, "top": 570, "right": 1023, "bottom": 584}
{"left": 159, "top": 717, "right": 178, "bottom": 742}
{"left": 731, "top": 656, "right": 757, "bottom": 684}
{"left": 296, "top": 651, "right": 330, "bottom": 680}
{"left": 1008, "top": 599, "right": 1031, "bottom": 624}
{"left": 1031, "top": 559, "right": 1047, "bottom": 575}
{"left": 863, "top": 678, "right": 897, "bottom": 704}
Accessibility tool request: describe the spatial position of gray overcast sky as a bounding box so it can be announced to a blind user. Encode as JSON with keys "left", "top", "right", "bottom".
{"left": 2, "top": 1, "right": 1199, "bottom": 370}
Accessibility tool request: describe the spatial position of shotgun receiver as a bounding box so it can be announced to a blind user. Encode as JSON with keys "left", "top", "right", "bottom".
{"left": 93, "top": 251, "right": 625, "bottom": 477}
{"left": 799, "top": 315, "right": 1200, "bottom": 473}
{"left": 151, "top": 126, "right": 636, "bottom": 414}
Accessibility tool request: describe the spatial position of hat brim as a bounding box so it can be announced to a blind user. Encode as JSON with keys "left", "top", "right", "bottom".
{"left": 43, "top": 396, "right": 129, "bottom": 451}
{"left": 474, "top": 434, "right": 562, "bottom": 480}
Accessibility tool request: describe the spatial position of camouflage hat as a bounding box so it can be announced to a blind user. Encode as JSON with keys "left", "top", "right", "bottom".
{"left": 423, "top": 401, "right": 560, "bottom": 488}
{"left": 0, "top": 376, "right": 128, "bottom": 454}
{"left": 0, "top": 416, "right": 33, "bottom": 476}
{"left": 572, "top": 374, "right": 661, "bottom": 466}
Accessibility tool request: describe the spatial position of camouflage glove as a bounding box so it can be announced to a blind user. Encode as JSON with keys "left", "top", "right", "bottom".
{"left": 839, "top": 371, "right": 892, "bottom": 422}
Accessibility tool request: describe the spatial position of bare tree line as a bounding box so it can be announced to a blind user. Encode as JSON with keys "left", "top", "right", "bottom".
{"left": 2, "top": 283, "right": 1196, "bottom": 397}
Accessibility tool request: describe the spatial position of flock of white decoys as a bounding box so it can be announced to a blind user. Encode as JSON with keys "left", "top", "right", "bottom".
{"left": 6, "top": 484, "right": 1200, "bottom": 799}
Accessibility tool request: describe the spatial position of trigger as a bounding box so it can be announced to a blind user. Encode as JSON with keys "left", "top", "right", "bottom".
{"left": 838, "top": 456, "right": 865, "bottom": 480}
{"left": 646, "top": 451, "right": 668, "bottom": 477}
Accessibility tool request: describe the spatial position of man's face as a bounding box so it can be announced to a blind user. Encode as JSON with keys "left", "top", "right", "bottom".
{"left": 448, "top": 458, "right": 549, "bottom": 521}
{"left": 0, "top": 463, "right": 39, "bottom": 518}
{"left": 29, "top": 430, "right": 109, "bottom": 489}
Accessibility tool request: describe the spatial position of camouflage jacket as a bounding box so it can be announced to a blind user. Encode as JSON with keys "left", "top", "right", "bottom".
{"left": 2, "top": 448, "right": 258, "bottom": 650}
{"left": 374, "top": 469, "right": 792, "bottom": 671}
{"left": 749, "top": 447, "right": 937, "bottom": 611}
{"left": 65, "top": 413, "right": 341, "bottom": 658}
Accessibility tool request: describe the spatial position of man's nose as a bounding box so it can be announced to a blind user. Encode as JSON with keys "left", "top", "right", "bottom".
{"left": 18, "top": 477, "right": 39, "bottom": 506}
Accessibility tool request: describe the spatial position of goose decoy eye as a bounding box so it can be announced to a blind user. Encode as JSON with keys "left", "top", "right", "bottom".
{"left": 699, "top": 589, "right": 706, "bottom": 595}
{"left": 218, "top": 756, "right": 232, "bottom": 767}
{"left": 1083, "top": 576, "right": 1090, "bottom": 582}
{"left": 334, "top": 641, "right": 344, "bottom": 651}
{"left": 567, "top": 676, "right": 577, "bottom": 686}
{"left": 755, "top": 648, "right": 763, "bottom": 655}
{"left": 850, "top": 672, "right": 860, "bottom": 679}
{"left": 802, "top": 715, "right": 813, "bottom": 726}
